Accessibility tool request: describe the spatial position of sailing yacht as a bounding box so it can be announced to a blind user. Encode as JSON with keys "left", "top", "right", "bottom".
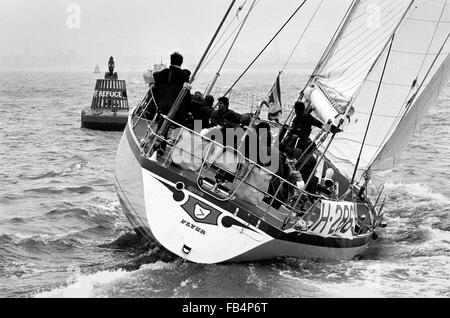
{"left": 94, "top": 64, "right": 101, "bottom": 74}
{"left": 114, "top": 0, "right": 450, "bottom": 263}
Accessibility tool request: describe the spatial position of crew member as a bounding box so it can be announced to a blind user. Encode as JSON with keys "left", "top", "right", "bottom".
{"left": 210, "top": 96, "right": 241, "bottom": 127}
{"left": 152, "top": 52, "right": 192, "bottom": 126}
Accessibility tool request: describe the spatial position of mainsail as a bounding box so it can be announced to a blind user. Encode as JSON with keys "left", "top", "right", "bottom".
{"left": 314, "top": 0, "right": 414, "bottom": 112}
{"left": 313, "top": 0, "right": 450, "bottom": 184}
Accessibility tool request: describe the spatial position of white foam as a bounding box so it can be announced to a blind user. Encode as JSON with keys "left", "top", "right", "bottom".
{"left": 427, "top": 226, "right": 450, "bottom": 242}
{"left": 14, "top": 233, "right": 47, "bottom": 240}
{"left": 12, "top": 230, "right": 81, "bottom": 243}
{"left": 246, "top": 265, "right": 266, "bottom": 290}
{"left": 34, "top": 269, "right": 129, "bottom": 298}
{"left": 34, "top": 261, "right": 173, "bottom": 298}
{"left": 385, "top": 182, "right": 450, "bottom": 204}
{"left": 90, "top": 200, "right": 122, "bottom": 218}
{"left": 318, "top": 259, "right": 450, "bottom": 298}
{"left": 138, "top": 261, "right": 174, "bottom": 271}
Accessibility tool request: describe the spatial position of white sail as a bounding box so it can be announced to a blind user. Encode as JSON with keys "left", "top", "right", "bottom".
{"left": 322, "top": 0, "right": 450, "bottom": 184}
{"left": 314, "top": 0, "right": 414, "bottom": 112}
{"left": 371, "top": 53, "right": 450, "bottom": 183}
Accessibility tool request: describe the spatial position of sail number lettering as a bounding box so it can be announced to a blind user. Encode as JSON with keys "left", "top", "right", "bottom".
{"left": 309, "top": 200, "right": 356, "bottom": 238}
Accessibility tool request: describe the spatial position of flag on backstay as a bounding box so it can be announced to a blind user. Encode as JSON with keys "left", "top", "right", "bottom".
{"left": 262, "top": 75, "right": 282, "bottom": 122}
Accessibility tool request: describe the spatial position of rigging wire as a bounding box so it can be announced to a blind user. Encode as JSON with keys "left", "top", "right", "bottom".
{"left": 417, "top": 0, "right": 448, "bottom": 76}
{"left": 250, "top": 0, "right": 324, "bottom": 136}
{"left": 311, "top": 0, "right": 361, "bottom": 78}
{"left": 198, "top": 21, "right": 243, "bottom": 76}
{"left": 279, "top": 0, "right": 325, "bottom": 73}
{"left": 223, "top": 0, "right": 308, "bottom": 97}
{"left": 318, "top": 0, "right": 412, "bottom": 96}
{"left": 312, "top": 0, "right": 414, "bottom": 115}
{"left": 197, "top": 0, "right": 251, "bottom": 77}
{"left": 197, "top": 0, "right": 261, "bottom": 78}
{"left": 367, "top": 31, "right": 450, "bottom": 172}
{"left": 336, "top": 0, "right": 404, "bottom": 41}
{"left": 318, "top": 0, "right": 415, "bottom": 135}
{"left": 206, "top": 0, "right": 258, "bottom": 96}
{"left": 331, "top": 0, "right": 409, "bottom": 57}
{"left": 202, "top": 1, "right": 248, "bottom": 65}
{"left": 285, "top": 0, "right": 413, "bottom": 129}
{"left": 327, "top": 5, "right": 409, "bottom": 75}
{"left": 251, "top": 0, "right": 324, "bottom": 125}
{"left": 156, "top": 0, "right": 237, "bottom": 138}
{"left": 350, "top": 34, "right": 396, "bottom": 185}
{"left": 367, "top": 1, "right": 449, "bottom": 166}
{"left": 190, "top": 0, "right": 238, "bottom": 84}
{"left": 283, "top": 0, "right": 360, "bottom": 129}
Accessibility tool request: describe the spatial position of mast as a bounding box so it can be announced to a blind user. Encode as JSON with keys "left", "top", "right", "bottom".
{"left": 190, "top": 0, "right": 237, "bottom": 85}
{"left": 345, "top": 0, "right": 415, "bottom": 113}
{"left": 223, "top": 0, "right": 308, "bottom": 97}
{"left": 305, "top": 0, "right": 415, "bottom": 115}
{"left": 317, "top": 0, "right": 450, "bottom": 183}
{"left": 289, "top": 0, "right": 419, "bottom": 188}
{"left": 310, "top": 0, "right": 360, "bottom": 81}
{"left": 282, "top": 0, "right": 360, "bottom": 128}
{"left": 206, "top": 0, "right": 256, "bottom": 96}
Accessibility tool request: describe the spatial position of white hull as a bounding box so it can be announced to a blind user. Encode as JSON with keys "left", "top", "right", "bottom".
{"left": 115, "top": 121, "right": 371, "bottom": 264}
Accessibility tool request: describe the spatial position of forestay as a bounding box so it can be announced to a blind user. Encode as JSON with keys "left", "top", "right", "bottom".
{"left": 318, "top": 0, "right": 450, "bottom": 184}
{"left": 314, "top": 0, "right": 414, "bottom": 113}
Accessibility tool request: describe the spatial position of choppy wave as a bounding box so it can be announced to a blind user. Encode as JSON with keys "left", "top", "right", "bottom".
{"left": 33, "top": 269, "right": 131, "bottom": 298}
{"left": 33, "top": 261, "right": 175, "bottom": 298}
{"left": 315, "top": 257, "right": 450, "bottom": 298}
{"left": 1, "top": 70, "right": 449, "bottom": 298}
{"left": 1, "top": 232, "right": 83, "bottom": 251}
{"left": 385, "top": 182, "right": 450, "bottom": 205}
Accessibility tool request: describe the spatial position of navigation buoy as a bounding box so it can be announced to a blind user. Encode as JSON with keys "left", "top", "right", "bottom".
{"left": 81, "top": 57, "right": 129, "bottom": 131}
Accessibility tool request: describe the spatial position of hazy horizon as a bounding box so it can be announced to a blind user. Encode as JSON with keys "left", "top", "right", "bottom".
{"left": 0, "top": 0, "right": 351, "bottom": 72}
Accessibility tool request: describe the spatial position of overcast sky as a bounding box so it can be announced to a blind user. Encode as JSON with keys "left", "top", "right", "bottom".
{"left": 0, "top": 0, "right": 352, "bottom": 71}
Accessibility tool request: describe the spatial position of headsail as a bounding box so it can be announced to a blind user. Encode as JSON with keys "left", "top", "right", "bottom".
{"left": 321, "top": 0, "right": 450, "bottom": 184}
{"left": 371, "top": 53, "right": 450, "bottom": 182}
{"left": 313, "top": 0, "right": 414, "bottom": 113}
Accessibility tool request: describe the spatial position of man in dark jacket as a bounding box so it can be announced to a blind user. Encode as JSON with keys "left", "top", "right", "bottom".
{"left": 198, "top": 95, "right": 214, "bottom": 130}
{"left": 189, "top": 91, "right": 204, "bottom": 130}
{"left": 290, "top": 101, "right": 325, "bottom": 150}
{"left": 153, "top": 52, "right": 192, "bottom": 126}
{"left": 210, "top": 96, "right": 241, "bottom": 127}
{"left": 279, "top": 101, "right": 331, "bottom": 195}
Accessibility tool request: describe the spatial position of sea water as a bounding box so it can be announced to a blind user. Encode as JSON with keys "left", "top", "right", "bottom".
{"left": 0, "top": 69, "right": 449, "bottom": 298}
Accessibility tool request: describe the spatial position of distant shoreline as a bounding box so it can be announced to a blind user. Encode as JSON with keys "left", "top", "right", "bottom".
{"left": 0, "top": 64, "right": 316, "bottom": 73}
